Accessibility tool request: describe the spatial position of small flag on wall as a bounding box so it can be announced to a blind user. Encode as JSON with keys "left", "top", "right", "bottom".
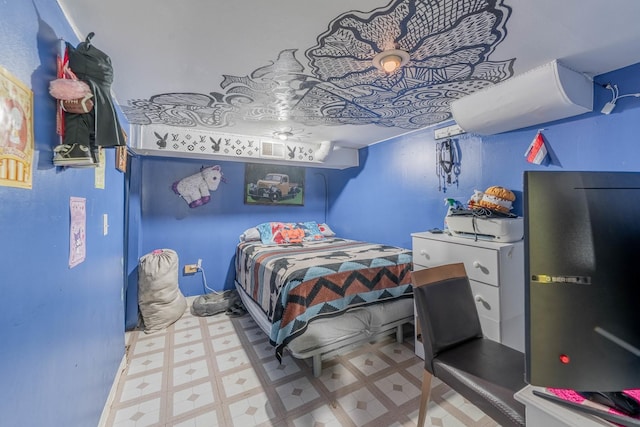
{"left": 525, "top": 131, "right": 548, "bottom": 164}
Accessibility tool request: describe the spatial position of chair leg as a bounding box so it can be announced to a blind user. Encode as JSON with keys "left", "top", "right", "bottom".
{"left": 417, "top": 370, "right": 433, "bottom": 427}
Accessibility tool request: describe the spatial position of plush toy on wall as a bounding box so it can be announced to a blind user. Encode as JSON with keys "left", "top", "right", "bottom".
{"left": 172, "top": 165, "right": 224, "bottom": 208}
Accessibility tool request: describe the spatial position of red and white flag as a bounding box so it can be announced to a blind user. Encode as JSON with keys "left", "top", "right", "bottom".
{"left": 525, "top": 131, "right": 548, "bottom": 164}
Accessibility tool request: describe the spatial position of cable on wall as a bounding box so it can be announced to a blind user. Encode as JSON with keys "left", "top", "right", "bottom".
{"left": 601, "top": 83, "right": 640, "bottom": 114}
{"left": 436, "top": 138, "right": 461, "bottom": 192}
{"left": 197, "top": 265, "right": 219, "bottom": 295}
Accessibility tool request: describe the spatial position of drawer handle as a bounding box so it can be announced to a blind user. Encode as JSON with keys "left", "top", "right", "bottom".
{"left": 419, "top": 249, "right": 430, "bottom": 259}
{"left": 475, "top": 294, "right": 491, "bottom": 309}
{"left": 472, "top": 260, "right": 490, "bottom": 275}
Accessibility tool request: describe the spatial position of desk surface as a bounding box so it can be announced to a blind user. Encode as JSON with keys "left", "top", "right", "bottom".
{"left": 515, "top": 386, "right": 615, "bottom": 427}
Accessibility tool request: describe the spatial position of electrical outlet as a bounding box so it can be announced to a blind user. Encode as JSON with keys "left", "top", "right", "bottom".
{"left": 184, "top": 264, "right": 198, "bottom": 274}
{"left": 197, "top": 258, "right": 202, "bottom": 269}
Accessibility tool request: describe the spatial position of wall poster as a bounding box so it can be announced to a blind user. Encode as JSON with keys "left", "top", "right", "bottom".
{"left": 244, "top": 163, "right": 305, "bottom": 206}
{"left": 69, "top": 196, "right": 86, "bottom": 268}
{"left": 0, "top": 65, "right": 34, "bottom": 189}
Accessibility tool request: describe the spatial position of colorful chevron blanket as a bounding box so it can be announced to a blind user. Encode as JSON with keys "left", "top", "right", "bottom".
{"left": 235, "top": 238, "right": 413, "bottom": 359}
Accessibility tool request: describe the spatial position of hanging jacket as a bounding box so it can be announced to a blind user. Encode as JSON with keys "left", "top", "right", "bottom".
{"left": 63, "top": 32, "right": 125, "bottom": 148}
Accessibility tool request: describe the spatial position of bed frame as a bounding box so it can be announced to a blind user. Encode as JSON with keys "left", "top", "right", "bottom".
{"left": 235, "top": 280, "right": 412, "bottom": 377}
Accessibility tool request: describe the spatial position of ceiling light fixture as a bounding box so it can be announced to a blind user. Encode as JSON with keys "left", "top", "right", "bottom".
{"left": 274, "top": 130, "right": 293, "bottom": 141}
{"left": 372, "top": 49, "right": 410, "bottom": 73}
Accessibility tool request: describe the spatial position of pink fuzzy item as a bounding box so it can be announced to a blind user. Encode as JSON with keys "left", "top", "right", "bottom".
{"left": 49, "top": 79, "right": 91, "bottom": 100}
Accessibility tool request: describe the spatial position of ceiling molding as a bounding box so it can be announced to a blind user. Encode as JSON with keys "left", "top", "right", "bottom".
{"left": 128, "top": 125, "right": 359, "bottom": 169}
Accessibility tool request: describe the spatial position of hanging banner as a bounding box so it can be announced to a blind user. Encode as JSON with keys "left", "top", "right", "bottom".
{"left": 525, "top": 131, "right": 549, "bottom": 165}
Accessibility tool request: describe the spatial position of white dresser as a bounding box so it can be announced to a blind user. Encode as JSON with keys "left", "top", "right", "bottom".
{"left": 411, "top": 231, "right": 525, "bottom": 358}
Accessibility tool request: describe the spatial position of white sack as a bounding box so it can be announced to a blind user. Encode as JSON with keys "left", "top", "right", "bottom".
{"left": 138, "top": 249, "right": 186, "bottom": 333}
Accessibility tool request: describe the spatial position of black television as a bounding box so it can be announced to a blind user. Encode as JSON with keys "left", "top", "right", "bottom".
{"left": 524, "top": 171, "right": 640, "bottom": 395}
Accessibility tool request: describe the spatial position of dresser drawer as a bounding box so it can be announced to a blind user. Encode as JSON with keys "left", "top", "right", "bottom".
{"left": 412, "top": 237, "right": 500, "bottom": 286}
{"left": 478, "top": 316, "right": 501, "bottom": 343}
{"left": 470, "top": 279, "right": 500, "bottom": 321}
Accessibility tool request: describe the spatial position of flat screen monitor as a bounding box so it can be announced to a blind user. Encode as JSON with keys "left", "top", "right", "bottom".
{"left": 524, "top": 171, "right": 640, "bottom": 392}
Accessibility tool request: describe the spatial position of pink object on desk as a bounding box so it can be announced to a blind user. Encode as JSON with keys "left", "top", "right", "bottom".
{"left": 548, "top": 388, "right": 640, "bottom": 419}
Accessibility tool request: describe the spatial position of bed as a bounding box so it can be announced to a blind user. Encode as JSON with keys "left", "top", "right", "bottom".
{"left": 234, "top": 221, "right": 414, "bottom": 376}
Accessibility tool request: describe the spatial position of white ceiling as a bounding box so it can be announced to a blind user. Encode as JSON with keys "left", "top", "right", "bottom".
{"left": 57, "top": 0, "right": 640, "bottom": 150}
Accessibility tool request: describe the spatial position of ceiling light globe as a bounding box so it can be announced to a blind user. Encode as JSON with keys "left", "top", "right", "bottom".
{"left": 275, "top": 131, "right": 290, "bottom": 141}
{"left": 381, "top": 55, "right": 401, "bottom": 73}
{"left": 372, "top": 49, "right": 410, "bottom": 73}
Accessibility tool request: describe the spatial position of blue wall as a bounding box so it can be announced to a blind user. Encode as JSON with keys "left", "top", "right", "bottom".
{"left": 0, "top": 2, "right": 126, "bottom": 426}
{"left": 134, "top": 158, "right": 330, "bottom": 293}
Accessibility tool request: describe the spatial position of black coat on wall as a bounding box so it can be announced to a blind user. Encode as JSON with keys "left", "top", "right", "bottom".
{"left": 64, "top": 32, "right": 126, "bottom": 149}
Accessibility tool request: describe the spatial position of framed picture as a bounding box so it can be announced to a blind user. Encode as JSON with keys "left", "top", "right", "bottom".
{"left": 0, "top": 65, "right": 34, "bottom": 189}
{"left": 244, "top": 163, "right": 305, "bottom": 206}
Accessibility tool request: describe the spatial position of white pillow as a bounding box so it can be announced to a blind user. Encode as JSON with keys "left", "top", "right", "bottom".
{"left": 239, "top": 227, "right": 261, "bottom": 242}
{"left": 318, "top": 223, "right": 336, "bottom": 237}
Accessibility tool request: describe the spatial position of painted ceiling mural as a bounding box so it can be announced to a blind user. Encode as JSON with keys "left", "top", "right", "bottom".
{"left": 122, "top": 0, "right": 515, "bottom": 137}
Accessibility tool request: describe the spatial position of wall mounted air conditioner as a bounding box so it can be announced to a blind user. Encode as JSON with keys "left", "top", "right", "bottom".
{"left": 450, "top": 60, "right": 593, "bottom": 135}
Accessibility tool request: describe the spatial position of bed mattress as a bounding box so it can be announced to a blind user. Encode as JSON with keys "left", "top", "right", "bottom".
{"left": 235, "top": 237, "right": 414, "bottom": 359}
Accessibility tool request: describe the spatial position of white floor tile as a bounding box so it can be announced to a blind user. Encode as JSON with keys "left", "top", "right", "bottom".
{"left": 132, "top": 335, "right": 166, "bottom": 355}
{"left": 127, "top": 352, "right": 165, "bottom": 375}
{"left": 174, "top": 341, "right": 206, "bottom": 364}
{"left": 119, "top": 372, "right": 163, "bottom": 401}
{"left": 262, "top": 354, "right": 301, "bottom": 381}
{"left": 206, "top": 317, "right": 234, "bottom": 335}
{"left": 275, "top": 376, "right": 320, "bottom": 411}
{"left": 172, "top": 409, "right": 220, "bottom": 427}
{"left": 172, "top": 381, "right": 215, "bottom": 417}
{"left": 174, "top": 315, "right": 200, "bottom": 331}
{"left": 348, "top": 351, "right": 390, "bottom": 376}
{"left": 173, "top": 359, "right": 210, "bottom": 386}
{"left": 111, "top": 398, "right": 161, "bottom": 427}
{"left": 291, "top": 404, "right": 343, "bottom": 427}
{"left": 211, "top": 334, "right": 242, "bottom": 351}
{"left": 319, "top": 362, "right": 359, "bottom": 392}
{"left": 221, "top": 367, "right": 262, "bottom": 397}
{"left": 174, "top": 327, "right": 203, "bottom": 346}
{"left": 215, "top": 347, "right": 251, "bottom": 372}
{"left": 227, "top": 392, "right": 276, "bottom": 427}
{"left": 338, "top": 386, "right": 388, "bottom": 426}
{"left": 379, "top": 341, "right": 415, "bottom": 362}
{"left": 374, "top": 372, "right": 421, "bottom": 405}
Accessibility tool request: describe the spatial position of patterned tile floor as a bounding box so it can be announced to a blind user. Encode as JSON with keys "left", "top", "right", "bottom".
{"left": 102, "top": 300, "right": 499, "bottom": 426}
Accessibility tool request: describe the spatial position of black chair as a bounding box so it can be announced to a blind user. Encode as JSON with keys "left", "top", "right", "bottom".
{"left": 412, "top": 263, "right": 526, "bottom": 427}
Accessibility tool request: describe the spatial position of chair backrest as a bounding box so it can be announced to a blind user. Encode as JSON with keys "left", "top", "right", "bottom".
{"left": 412, "top": 263, "right": 483, "bottom": 372}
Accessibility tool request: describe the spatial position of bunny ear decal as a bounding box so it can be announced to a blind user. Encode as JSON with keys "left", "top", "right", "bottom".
{"left": 154, "top": 132, "right": 168, "bottom": 148}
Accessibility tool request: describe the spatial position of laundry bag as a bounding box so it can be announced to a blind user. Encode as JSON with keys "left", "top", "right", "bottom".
{"left": 138, "top": 249, "right": 187, "bottom": 333}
